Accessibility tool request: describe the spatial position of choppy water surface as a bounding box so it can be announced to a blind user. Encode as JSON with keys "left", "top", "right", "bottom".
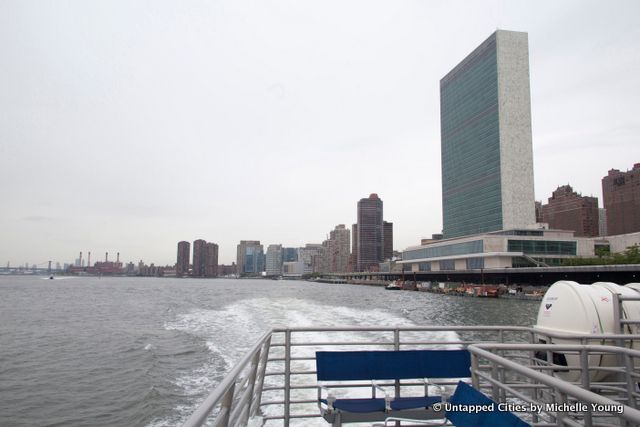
{"left": 0, "top": 276, "right": 539, "bottom": 426}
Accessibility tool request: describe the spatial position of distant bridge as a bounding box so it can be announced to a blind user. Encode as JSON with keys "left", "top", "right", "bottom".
{"left": 0, "top": 267, "right": 63, "bottom": 275}
{"left": 327, "top": 264, "right": 640, "bottom": 286}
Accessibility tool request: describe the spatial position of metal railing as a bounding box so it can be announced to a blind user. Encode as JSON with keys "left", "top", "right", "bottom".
{"left": 182, "top": 325, "right": 534, "bottom": 426}
{"left": 612, "top": 293, "right": 640, "bottom": 335}
{"left": 183, "top": 325, "right": 640, "bottom": 427}
{"left": 182, "top": 331, "right": 272, "bottom": 427}
{"left": 263, "top": 325, "right": 536, "bottom": 425}
{"left": 469, "top": 343, "right": 640, "bottom": 427}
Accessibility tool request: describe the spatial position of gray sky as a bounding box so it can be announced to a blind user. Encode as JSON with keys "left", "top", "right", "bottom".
{"left": 1, "top": 0, "right": 639, "bottom": 266}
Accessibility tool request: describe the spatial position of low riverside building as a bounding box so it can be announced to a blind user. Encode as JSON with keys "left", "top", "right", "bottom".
{"left": 606, "top": 232, "right": 640, "bottom": 254}
{"left": 218, "top": 263, "right": 237, "bottom": 277}
{"left": 400, "top": 228, "right": 610, "bottom": 271}
{"left": 283, "top": 260, "right": 304, "bottom": 277}
{"left": 379, "top": 259, "right": 403, "bottom": 273}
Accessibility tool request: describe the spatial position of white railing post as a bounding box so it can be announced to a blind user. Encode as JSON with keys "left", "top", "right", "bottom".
{"left": 239, "top": 350, "right": 262, "bottom": 426}
{"left": 490, "top": 349, "right": 499, "bottom": 401}
{"left": 470, "top": 352, "right": 479, "bottom": 388}
{"left": 219, "top": 383, "right": 235, "bottom": 427}
{"left": 625, "top": 353, "right": 637, "bottom": 410}
{"left": 580, "top": 348, "right": 592, "bottom": 427}
{"left": 250, "top": 336, "right": 272, "bottom": 416}
{"left": 284, "top": 329, "right": 291, "bottom": 427}
{"left": 182, "top": 331, "right": 272, "bottom": 427}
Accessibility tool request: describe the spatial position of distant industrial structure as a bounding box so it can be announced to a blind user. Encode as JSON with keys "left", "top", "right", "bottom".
{"left": 67, "top": 251, "right": 124, "bottom": 275}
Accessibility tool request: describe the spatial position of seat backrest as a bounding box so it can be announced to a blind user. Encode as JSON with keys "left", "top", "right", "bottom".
{"left": 447, "top": 381, "right": 530, "bottom": 427}
{"left": 315, "top": 349, "right": 471, "bottom": 381}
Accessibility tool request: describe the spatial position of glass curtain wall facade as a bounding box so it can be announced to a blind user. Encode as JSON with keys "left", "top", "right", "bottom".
{"left": 402, "top": 240, "right": 484, "bottom": 261}
{"left": 236, "top": 240, "right": 264, "bottom": 276}
{"left": 244, "top": 246, "right": 264, "bottom": 274}
{"left": 507, "top": 240, "right": 576, "bottom": 256}
{"left": 440, "top": 30, "right": 535, "bottom": 238}
{"left": 441, "top": 34, "right": 501, "bottom": 238}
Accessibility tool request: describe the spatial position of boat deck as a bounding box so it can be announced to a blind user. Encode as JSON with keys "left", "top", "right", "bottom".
{"left": 181, "top": 325, "right": 640, "bottom": 426}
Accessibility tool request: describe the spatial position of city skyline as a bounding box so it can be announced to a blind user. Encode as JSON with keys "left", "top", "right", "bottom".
{"left": 2, "top": 1, "right": 639, "bottom": 266}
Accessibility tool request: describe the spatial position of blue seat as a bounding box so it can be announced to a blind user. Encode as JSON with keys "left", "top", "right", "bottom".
{"left": 321, "top": 396, "right": 442, "bottom": 412}
{"left": 315, "top": 349, "right": 471, "bottom": 425}
{"left": 321, "top": 398, "right": 386, "bottom": 412}
{"left": 316, "top": 349, "right": 471, "bottom": 381}
{"left": 446, "top": 381, "right": 530, "bottom": 427}
{"left": 390, "top": 396, "right": 441, "bottom": 411}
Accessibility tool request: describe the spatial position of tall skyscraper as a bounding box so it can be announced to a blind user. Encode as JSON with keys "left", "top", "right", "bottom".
{"left": 265, "top": 244, "right": 283, "bottom": 276}
{"left": 204, "top": 242, "right": 219, "bottom": 277}
{"left": 602, "top": 164, "right": 640, "bottom": 235}
{"left": 236, "top": 240, "right": 264, "bottom": 276}
{"left": 325, "top": 224, "right": 351, "bottom": 273}
{"left": 350, "top": 224, "right": 358, "bottom": 272}
{"left": 599, "top": 208, "right": 608, "bottom": 237}
{"left": 192, "top": 239, "right": 207, "bottom": 277}
{"left": 176, "top": 241, "right": 190, "bottom": 277}
{"left": 541, "top": 185, "right": 599, "bottom": 237}
{"left": 357, "top": 194, "right": 384, "bottom": 271}
{"left": 535, "top": 201, "right": 543, "bottom": 223}
{"left": 383, "top": 221, "right": 393, "bottom": 261}
{"left": 440, "top": 30, "right": 535, "bottom": 238}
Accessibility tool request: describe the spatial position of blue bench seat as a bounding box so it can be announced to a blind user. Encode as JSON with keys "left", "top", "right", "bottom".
{"left": 320, "top": 396, "right": 441, "bottom": 413}
{"left": 315, "top": 349, "right": 471, "bottom": 426}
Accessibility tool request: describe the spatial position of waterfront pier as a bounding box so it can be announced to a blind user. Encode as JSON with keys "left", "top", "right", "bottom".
{"left": 324, "top": 264, "right": 640, "bottom": 286}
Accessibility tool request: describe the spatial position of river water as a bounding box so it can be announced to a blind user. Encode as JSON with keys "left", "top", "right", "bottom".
{"left": 0, "top": 276, "right": 540, "bottom": 426}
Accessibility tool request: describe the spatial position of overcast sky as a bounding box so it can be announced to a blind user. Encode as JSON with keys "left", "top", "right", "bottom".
{"left": 1, "top": 0, "right": 639, "bottom": 266}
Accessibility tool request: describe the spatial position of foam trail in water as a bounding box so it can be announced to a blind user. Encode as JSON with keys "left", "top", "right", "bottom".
{"left": 150, "top": 297, "right": 459, "bottom": 426}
